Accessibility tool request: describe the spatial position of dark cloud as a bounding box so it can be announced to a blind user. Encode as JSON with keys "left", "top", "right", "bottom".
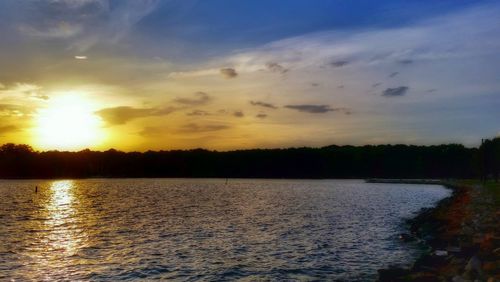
{"left": 186, "top": 110, "right": 211, "bottom": 116}
{"left": 398, "top": 59, "right": 413, "bottom": 65}
{"left": 178, "top": 123, "right": 230, "bottom": 133}
{"left": 331, "top": 60, "right": 349, "bottom": 67}
{"left": 427, "top": 89, "right": 437, "bottom": 93}
{"left": 174, "top": 92, "right": 211, "bottom": 106}
{"left": 372, "top": 82, "right": 381, "bottom": 88}
{"left": 337, "top": 85, "right": 344, "bottom": 89}
{"left": 266, "top": 62, "right": 288, "bottom": 74}
{"left": 256, "top": 113, "right": 267, "bottom": 119}
{"left": 96, "top": 106, "right": 176, "bottom": 125}
{"left": 382, "top": 86, "right": 409, "bottom": 97}
{"left": 0, "top": 125, "right": 19, "bottom": 136}
{"left": 233, "top": 111, "right": 244, "bottom": 117}
{"left": 284, "top": 104, "right": 335, "bottom": 113}
{"left": 311, "top": 83, "right": 320, "bottom": 87}
{"left": 220, "top": 68, "right": 238, "bottom": 79}
{"left": 389, "top": 72, "right": 399, "bottom": 78}
{"left": 250, "top": 100, "right": 277, "bottom": 109}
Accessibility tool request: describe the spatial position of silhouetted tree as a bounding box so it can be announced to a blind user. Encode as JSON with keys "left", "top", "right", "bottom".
{"left": 0, "top": 140, "right": 493, "bottom": 179}
{"left": 480, "top": 137, "right": 500, "bottom": 182}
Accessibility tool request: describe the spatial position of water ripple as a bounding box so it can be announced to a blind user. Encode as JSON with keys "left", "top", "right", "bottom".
{"left": 0, "top": 179, "right": 450, "bottom": 281}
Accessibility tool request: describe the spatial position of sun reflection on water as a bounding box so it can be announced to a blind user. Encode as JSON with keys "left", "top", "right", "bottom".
{"left": 44, "top": 180, "right": 85, "bottom": 256}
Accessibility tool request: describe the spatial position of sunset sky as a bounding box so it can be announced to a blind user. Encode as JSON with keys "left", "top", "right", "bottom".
{"left": 0, "top": 0, "right": 499, "bottom": 151}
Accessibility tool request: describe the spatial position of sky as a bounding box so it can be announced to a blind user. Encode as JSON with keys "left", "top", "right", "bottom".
{"left": 0, "top": 0, "right": 499, "bottom": 151}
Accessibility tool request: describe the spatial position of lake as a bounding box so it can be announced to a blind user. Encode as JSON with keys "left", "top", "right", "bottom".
{"left": 0, "top": 179, "right": 450, "bottom": 281}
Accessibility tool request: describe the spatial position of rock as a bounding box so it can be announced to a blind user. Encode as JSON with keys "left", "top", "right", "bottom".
{"left": 465, "top": 255, "right": 482, "bottom": 272}
{"left": 435, "top": 250, "right": 448, "bottom": 256}
{"left": 452, "top": 275, "right": 468, "bottom": 282}
{"left": 493, "top": 247, "right": 500, "bottom": 255}
{"left": 399, "top": 233, "right": 415, "bottom": 242}
{"left": 464, "top": 255, "right": 484, "bottom": 280}
{"left": 447, "top": 246, "right": 461, "bottom": 253}
{"left": 377, "top": 267, "right": 410, "bottom": 281}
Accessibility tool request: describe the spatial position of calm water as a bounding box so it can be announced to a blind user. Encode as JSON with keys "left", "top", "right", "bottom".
{"left": 0, "top": 179, "right": 450, "bottom": 281}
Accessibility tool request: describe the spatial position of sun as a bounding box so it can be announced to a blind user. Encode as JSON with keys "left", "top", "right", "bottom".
{"left": 36, "top": 93, "right": 105, "bottom": 150}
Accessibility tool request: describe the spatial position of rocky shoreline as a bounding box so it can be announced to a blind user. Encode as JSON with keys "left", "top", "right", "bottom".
{"left": 372, "top": 180, "right": 500, "bottom": 281}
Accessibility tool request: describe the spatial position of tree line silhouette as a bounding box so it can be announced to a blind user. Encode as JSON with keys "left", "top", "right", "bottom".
{"left": 0, "top": 137, "right": 498, "bottom": 180}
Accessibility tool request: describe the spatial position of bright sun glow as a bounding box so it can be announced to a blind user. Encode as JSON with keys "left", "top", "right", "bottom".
{"left": 36, "top": 93, "right": 105, "bottom": 150}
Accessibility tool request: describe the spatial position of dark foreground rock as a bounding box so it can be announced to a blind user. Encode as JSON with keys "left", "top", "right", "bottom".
{"left": 375, "top": 181, "right": 500, "bottom": 282}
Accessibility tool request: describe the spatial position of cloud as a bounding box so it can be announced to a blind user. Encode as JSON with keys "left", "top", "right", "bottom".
{"left": 256, "top": 113, "right": 267, "bottom": 119}
{"left": 220, "top": 68, "right": 238, "bottom": 79}
{"left": 311, "top": 83, "right": 320, "bottom": 87}
{"left": 96, "top": 105, "right": 176, "bottom": 125}
{"left": 233, "top": 111, "right": 244, "bottom": 117}
{"left": 0, "top": 82, "right": 50, "bottom": 101}
{"left": 18, "top": 0, "right": 160, "bottom": 51}
{"left": 0, "top": 125, "right": 19, "bottom": 136}
{"left": 178, "top": 123, "right": 230, "bottom": 133}
{"left": 0, "top": 104, "right": 33, "bottom": 117}
{"left": 382, "top": 86, "right": 409, "bottom": 97}
{"left": 285, "top": 104, "right": 352, "bottom": 114}
{"left": 33, "top": 94, "right": 50, "bottom": 100}
{"left": 330, "top": 60, "right": 349, "bottom": 67}
{"left": 266, "top": 62, "right": 288, "bottom": 74}
{"left": 398, "top": 59, "right": 413, "bottom": 65}
{"left": 186, "top": 110, "right": 211, "bottom": 116}
{"left": 174, "top": 92, "right": 211, "bottom": 106}
{"left": 250, "top": 100, "right": 278, "bottom": 109}
{"left": 138, "top": 126, "right": 163, "bottom": 137}
{"left": 0, "top": 83, "right": 42, "bottom": 95}
{"left": 284, "top": 104, "right": 335, "bottom": 113}
{"left": 389, "top": 72, "right": 399, "bottom": 78}
{"left": 372, "top": 82, "right": 381, "bottom": 88}
{"left": 75, "top": 55, "right": 88, "bottom": 60}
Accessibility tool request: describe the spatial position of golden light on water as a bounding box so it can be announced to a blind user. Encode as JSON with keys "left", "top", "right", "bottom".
{"left": 45, "top": 180, "right": 83, "bottom": 256}
{"left": 35, "top": 94, "right": 105, "bottom": 151}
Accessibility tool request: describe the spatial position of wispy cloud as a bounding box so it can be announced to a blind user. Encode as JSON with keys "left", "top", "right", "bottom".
{"left": 389, "top": 72, "right": 399, "bottom": 78}
{"left": 0, "top": 104, "right": 33, "bottom": 117}
{"left": 186, "top": 110, "right": 211, "bottom": 116}
{"left": 382, "top": 86, "right": 409, "bottom": 97}
{"left": 284, "top": 104, "right": 351, "bottom": 114}
{"left": 0, "top": 125, "right": 19, "bottom": 136}
{"left": 330, "top": 60, "right": 349, "bottom": 67}
{"left": 284, "top": 104, "right": 335, "bottom": 113}
{"left": 96, "top": 105, "right": 176, "bottom": 125}
{"left": 220, "top": 68, "right": 238, "bottom": 79}
{"left": 250, "top": 101, "right": 278, "bottom": 109}
{"left": 178, "top": 123, "right": 230, "bottom": 133}
{"left": 233, "top": 111, "right": 244, "bottom": 117}
{"left": 266, "top": 62, "right": 288, "bottom": 74}
{"left": 174, "top": 92, "right": 211, "bottom": 106}
{"left": 17, "top": 0, "right": 160, "bottom": 51}
{"left": 398, "top": 59, "right": 413, "bottom": 65}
